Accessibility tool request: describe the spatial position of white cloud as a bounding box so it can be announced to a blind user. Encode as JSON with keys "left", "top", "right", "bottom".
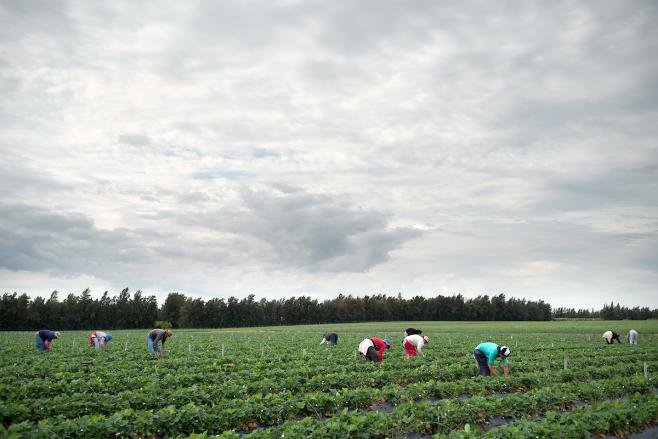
{"left": 1, "top": 0, "right": 657, "bottom": 308}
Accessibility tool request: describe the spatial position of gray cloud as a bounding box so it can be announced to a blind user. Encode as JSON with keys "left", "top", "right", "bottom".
{"left": 0, "top": 203, "right": 152, "bottom": 274}
{"left": 187, "top": 186, "right": 423, "bottom": 272}
{"left": 118, "top": 133, "right": 152, "bottom": 147}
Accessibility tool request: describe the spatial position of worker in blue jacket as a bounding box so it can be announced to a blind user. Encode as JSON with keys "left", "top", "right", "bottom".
{"left": 35, "top": 330, "right": 60, "bottom": 351}
{"left": 473, "top": 342, "right": 510, "bottom": 376}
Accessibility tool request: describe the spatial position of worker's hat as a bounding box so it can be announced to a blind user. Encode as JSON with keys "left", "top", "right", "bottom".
{"left": 422, "top": 335, "right": 429, "bottom": 343}
{"left": 383, "top": 338, "right": 392, "bottom": 347}
{"left": 500, "top": 345, "right": 511, "bottom": 357}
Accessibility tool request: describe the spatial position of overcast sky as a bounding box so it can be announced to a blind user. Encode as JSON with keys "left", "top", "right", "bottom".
{"left": 1, "top": 1, "right": 657, "bottom": 309}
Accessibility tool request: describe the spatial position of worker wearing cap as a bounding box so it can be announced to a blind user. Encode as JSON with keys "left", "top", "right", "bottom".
{"left": 473, "top": 342, "right": 510, "bottom": 376}
{"left": 147, "top": 329, "right": 173, "bottom": 357}
{"left": 35, "top": 330, "right": 60, "bottom": 352}
{"left": 89, "top": 331, "right": 113, "bottom": 349}
{"left": 602, "top": 331, "right": 621, "bottom": 344}
{"left": 403, "top": 334, "right": 429, "bottom": 357}
{"left": 320, "top": 332, "right": 338, "bottom": 346}
{"left": 358, "top": 337, "right": 392, "bottom": 362}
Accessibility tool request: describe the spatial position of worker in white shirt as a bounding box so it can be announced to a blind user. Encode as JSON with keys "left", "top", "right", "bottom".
{"left": 602, "top": 330, "right": 621, "bottom": 344}
{"left": 403, "top": 334, "right": 429, "bottom": 357}
{"left": 627, "top": 329, "right": 638, "bottom": 345}
{"left": 89, "top": 331, "right": 113, "bottom": 349}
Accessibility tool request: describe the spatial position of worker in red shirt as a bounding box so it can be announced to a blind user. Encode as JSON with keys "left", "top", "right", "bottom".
{"left": 358, "top": 337, "right": 392, "bottom": 362}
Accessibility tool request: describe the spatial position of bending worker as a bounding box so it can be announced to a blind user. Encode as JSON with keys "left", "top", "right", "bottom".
{"left": 602, "top": 331, "right": 621, "bottom": 344}
{"left": 89, "top": 331, "right": 113, "bottom": 349}
{"left": 358, "top": 337, "right": 392, "bottom": 362}
{"left": 35, "top": 330, "right": 60, "bottom": 352}
{"left": 320, "top": 332, "right": 338, "bottom": 346}
{"left": 473, "top": 342, "right": 510, "bottom": 376}
{"left": 627, "top": 329, "right": 638, "bottom": 345}
{"left": 404, "top": 327, "right": 422, "bottom": 336}
{"left": 147, "top": 329, "right": 173, "bottom": 357}
{"left": 403, "top": 334, "right": 429, "bottom": 357}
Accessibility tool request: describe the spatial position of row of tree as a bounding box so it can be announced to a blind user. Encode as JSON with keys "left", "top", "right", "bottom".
{"left": 553, "top": 303, "right": 658, "bottom": 320}
{"left": 0, "top": 289, "right": 654, "bottom": 331}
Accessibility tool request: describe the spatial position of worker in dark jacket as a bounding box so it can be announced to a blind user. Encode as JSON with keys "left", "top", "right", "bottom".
{"left": 320, "top": 332, "right": 338, "bottom": 346}
{"left": 147, "top": 329, "right": 173, "bottom": 357}
{"left": 358, "top": 337, "right": 392, "bottom": 362}
{"left": 404, "top": 328, "right": 422, "bottom": 336}
{"left": 35, "top": 330, "right": 60, "bottom": 351}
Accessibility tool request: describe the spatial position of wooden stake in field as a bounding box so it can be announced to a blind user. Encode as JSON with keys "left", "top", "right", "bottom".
{"left": 644, "top": 362, "right": 648, "bottom": 380}
{"left": 563, "top": 355, "right": 568, "bottom": 370}
{"left": 124, "top": 341, "right": 128, "bottom": 351}
{"left": 221, "top": 344, "right": 225, "bottom": 358}
{"left": 188, "top": 343, "right": 192, "bottom": 353}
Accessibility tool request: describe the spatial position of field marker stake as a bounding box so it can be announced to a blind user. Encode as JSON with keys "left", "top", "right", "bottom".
{"left": 188, "top": 343, "right": 192, "bottom": 353}
{"left": 261, "top": 346, "right": 265, "bottom": 357}
{"left": 644, "top": 362, "right": 648, "bottom": 380}
{"left": 221, "top": 344, "right": 225, "bottom": 358}
{"left": 303, "top": 348, "right": 306, "bottom": 357}
{"left": 551, "top": 342, "right": 554, "bottom": 348}
{"left": 563, "top": 355, "right": 568, "bottom": 370}
{"left": 124, "top": 341, "right": 128, "bottom": 351}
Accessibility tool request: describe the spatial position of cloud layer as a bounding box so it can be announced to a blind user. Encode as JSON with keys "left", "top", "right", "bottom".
{"left": 1, "top": 1, "right": 657, "bottom": 307}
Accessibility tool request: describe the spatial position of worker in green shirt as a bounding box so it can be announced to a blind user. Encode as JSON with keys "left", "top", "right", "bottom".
{"left": 473, "top": 342, "right": 511, "bottom": 376}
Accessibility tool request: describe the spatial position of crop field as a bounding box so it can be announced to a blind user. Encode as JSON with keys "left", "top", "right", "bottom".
{"left": 1, "top": 321, "right": 657, "bottom": 438}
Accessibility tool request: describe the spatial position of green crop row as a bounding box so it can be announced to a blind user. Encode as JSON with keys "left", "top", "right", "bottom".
{"left": 3, "top": 375, "right": 653, "bottom": 438}
{"left": 440, "top": 395, "right": 658, "bottom": 438}
{"left": 2, "top": 350, "right": 654, "bottom": 403}
{"left": 0, "top": 362, "right": 652, "bottom": 426}
{"left": 212, "top": 388, "right": 657, "bottom": 439}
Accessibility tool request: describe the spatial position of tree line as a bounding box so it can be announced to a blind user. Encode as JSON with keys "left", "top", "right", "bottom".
{"left": 0, "top": 289, "right": 654, "bottom": 331}
{"left": 553, "top": 302, "right": 658, "bottom": 320}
